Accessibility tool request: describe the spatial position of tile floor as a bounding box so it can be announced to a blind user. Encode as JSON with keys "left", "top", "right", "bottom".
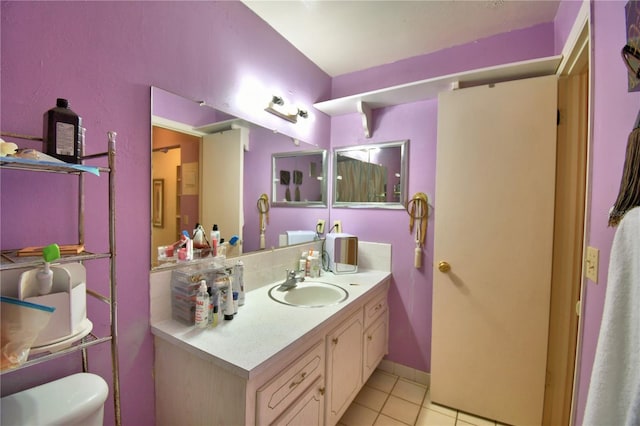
{"left": 338, "top": 369, "right": 507, "bottom": 426}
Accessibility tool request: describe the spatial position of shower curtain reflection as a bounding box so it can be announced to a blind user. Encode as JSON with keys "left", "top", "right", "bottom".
{"left": 335, "top": 159, "right": 387, "bottom": 202}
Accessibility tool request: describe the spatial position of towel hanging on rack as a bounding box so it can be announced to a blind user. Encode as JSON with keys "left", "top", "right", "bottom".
{"left": 608, "top": 110, "right": 640, "bottom": 226}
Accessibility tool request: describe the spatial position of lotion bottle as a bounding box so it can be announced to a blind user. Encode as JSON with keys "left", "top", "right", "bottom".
{"left": 223, "top": 275, "right": 234, "bottom": 320}
{"left": 210, "top": 224, "right": 220, "bottom": 256}
{"left": 234, "top": 261, "right": 245, "bottom": 306}
{"left": 195, "top": 280, "right": 209, "bottom": 328}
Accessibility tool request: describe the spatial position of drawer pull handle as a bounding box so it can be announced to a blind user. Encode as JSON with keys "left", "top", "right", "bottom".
{"left": 289, "top": 372, "right": 307, "bottom": 389}
{"left": 319, "top": 387, "right": 325, "bottom": 396}
{"left": 332, "top": 337, "right": 339, "bottom": 345}
{"left": 367, "top": 335, "right": 373, "bottom": 341}
{"left": 374, "top": 303, "right": 383, "bottom": 311}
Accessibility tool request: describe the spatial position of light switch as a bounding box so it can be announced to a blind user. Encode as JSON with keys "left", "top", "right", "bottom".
{"left": 585, "top": 246, "right": 599, "bottom": 283}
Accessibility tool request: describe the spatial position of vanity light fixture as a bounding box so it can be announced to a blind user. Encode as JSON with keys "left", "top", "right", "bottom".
{"left": 265, "top": 95, "right": 308, "bottom": 123}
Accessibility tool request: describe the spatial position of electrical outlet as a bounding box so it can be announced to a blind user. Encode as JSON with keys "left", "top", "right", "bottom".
{"left": 585, "top": 246, "right": 599, "bottom": 283}
{"left": 333, "top": 220, "right": 342, "bottom": 233}
{"left": 316, "top": 219, "right": 325, "bottom": 234}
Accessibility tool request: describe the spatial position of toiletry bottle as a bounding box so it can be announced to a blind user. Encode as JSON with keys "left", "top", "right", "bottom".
{"left": 234, "top": 261, "right": 245, "bottom": 306}
{"left": 214, "top": 274, "right": 229, "bottom": 321}
{"left": 218, "top": 239, "right": 227, "bottom": 259}
{"left": 310, "top": 254, "right": 321, "bottom": 278}
{"left": 223, "top": 275, "right": 234, "bottom": 320}
{"left": 306, "top": 255, "right": 312, "bottom": 277}
{"left": 195, "top": 280, "right": 209, "bottom": 328}
{"left": 207, "top": 287, "right": 214, "bottom": 328}
{"left": 193, "top": 223, "right": 206, "bottom": 248}
{"left": 43, "top": 98, "right": 82, "bottom": 164}
{"left": 233, "top": 292, "right": 239, "bottom": 315}
{"left": 210, "top": 224, "right": 220, "bottom": 257}
{"left": 211, "top": 285, "right": 219, "bottom": 328}
{"left": 186, "top": 238, "right": 194, "bottom": 261}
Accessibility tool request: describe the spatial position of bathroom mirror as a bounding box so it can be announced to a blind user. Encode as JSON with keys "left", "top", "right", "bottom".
{"left": 332, "top": 140, "right": 408, "bottom": 209}
{"left": 272, "top": 150, "right": 327, "bottom": 207}
{"left": 150, "top": 87, "right": 329, "bottom": 269}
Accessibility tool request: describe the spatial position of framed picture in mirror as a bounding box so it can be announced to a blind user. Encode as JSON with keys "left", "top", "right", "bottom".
{"left": 153, "top": 179, "right": 164, "bottom": 228}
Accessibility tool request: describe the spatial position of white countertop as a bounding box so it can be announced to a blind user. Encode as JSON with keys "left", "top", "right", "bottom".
{"left": 151, "top": 270, "right": 391, "bottom": 380}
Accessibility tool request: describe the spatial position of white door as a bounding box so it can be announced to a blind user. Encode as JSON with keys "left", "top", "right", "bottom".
{"left": 201, "top": 128, "right": 246, "bottom": 253}
{"left": 432, "top": 75, "right": 557, "bottom": 426}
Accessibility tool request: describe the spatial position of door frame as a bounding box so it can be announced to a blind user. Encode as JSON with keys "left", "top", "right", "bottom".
{"left": 546, "top": 3, "right": 591, "bottom": 425}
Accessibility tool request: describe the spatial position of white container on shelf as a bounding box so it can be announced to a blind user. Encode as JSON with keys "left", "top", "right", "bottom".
{"left": 18, "top": 262, "right": 88, "bottom": 347}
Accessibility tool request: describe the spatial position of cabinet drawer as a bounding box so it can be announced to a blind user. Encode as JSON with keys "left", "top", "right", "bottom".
{"left": 364, "top": 290, "right": 388, "bottom": 328}
{"left": 271, "top": 376, "right": 325, "bottom": 426}
{"left": 256, "top": 340, "right": 324, "bottom": 425}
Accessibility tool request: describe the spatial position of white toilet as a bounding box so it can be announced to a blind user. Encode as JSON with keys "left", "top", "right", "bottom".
{"left": 1, "top": 372, "right": 109, "bottom": 426}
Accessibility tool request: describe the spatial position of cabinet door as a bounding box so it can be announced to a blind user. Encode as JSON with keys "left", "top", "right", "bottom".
{"left": 272, "top": 377, "right": 325, "bottom": 426}
{"left": 363, "top": 310, "right": 388, "bottom": 381}
{"left": 325, "top": 309, "right": 364, "bottom": 426}
{"left": 433, "top": 75, "right": 556, "bottom": 425}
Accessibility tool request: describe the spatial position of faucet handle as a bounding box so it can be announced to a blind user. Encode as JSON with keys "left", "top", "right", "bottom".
{"left": 286, "top": 269, "right": 295, "bottom": 278}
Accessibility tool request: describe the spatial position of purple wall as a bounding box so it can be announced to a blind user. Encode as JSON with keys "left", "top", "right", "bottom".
{"left": 0, "top": 2, "right": 330, "bottom": 425}
{"left": 331, "top": 22, "right": 555, "bottom": 99}
{"left": 331, "top": 101, "right": 438, "bottom": 370}
{"left": 572, "top": 2, "right": 640, "bottom": 424}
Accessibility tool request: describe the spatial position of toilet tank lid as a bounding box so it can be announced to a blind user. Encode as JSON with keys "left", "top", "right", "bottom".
{"left": 1, "top": 373, "right": 108, "bottom": 426}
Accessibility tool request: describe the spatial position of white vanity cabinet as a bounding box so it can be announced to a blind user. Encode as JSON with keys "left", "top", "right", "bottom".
{"left": 325, "top": 308, "right": 364, "bottom": 425}
{"left": 153, "top": 276, "right": 390, "bottom": 426}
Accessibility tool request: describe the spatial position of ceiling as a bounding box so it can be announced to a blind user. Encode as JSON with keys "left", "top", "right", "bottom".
{"left": 242, "top": 0, "right": 561, "bottom": 77}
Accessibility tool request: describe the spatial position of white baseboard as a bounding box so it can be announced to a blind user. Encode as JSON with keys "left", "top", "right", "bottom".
{"left": 377, "top": 358, "right": 430, "bottom": 387}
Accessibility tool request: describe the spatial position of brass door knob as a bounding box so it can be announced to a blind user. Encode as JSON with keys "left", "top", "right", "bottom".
{"left": 438, "top": 261, "right": 451, "bottom": 273}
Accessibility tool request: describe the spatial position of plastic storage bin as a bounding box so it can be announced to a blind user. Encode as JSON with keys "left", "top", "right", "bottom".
{"left": 170, "top": 262, "right": 225, "bottom": 325}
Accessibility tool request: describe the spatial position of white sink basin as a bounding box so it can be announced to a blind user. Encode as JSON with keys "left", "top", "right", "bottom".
{"left": 268, "top": 282, "right": 349, "bottom": 307}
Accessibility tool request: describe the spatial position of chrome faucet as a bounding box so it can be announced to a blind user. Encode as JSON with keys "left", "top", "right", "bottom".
{"left": 277, "top": 269, "right": 305, "bottom": 291}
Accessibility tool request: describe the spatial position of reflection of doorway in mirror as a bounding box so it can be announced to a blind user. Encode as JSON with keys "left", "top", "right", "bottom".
{"left": 152, "top": 147, "right": 180, "bottom": 260}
